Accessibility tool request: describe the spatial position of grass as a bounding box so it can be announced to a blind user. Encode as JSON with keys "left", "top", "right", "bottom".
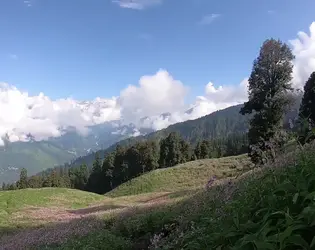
{"left": 108, "top": 154, "right": 253, "bottom": 197}
{"left": 0, "top": 188, "right": 106, "bottom": 233}
{"left": 40, "top": 145, "right": 315, "bottom": 249}
{"left": 3, "top": 147, "right": 315, "bottom": 249}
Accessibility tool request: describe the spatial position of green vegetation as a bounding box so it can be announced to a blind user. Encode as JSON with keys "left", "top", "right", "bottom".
{"left": 2, "top": 37, "right": 315, "bottom": 250}
{"left": 298, "top": 71, "right": 315, "bottom": 144}
{"left": 0, "top": 141, "right": 75, "bottom": 183}
{"left": 27, "top": 143, "right": 315, "bottom": 250}
{"left": 0, "top": 188, "right": 104, "bottom": 232}
{"left": 3, "top": 131, "right": 248, "bottom": 195}
{"left": 108, "top": 154, "right": 252, "bottom": 197}
{"left": 240, "top": 39, "right": 294, "bottom": 165}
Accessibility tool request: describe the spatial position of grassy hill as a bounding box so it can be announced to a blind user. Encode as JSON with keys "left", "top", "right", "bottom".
{"left": 2, "top": 142, "right": 315, "bottom": 249}
{"left": 108, "top": 154, "right": 253, "bottom": 197}
{"left": 0, "top": 188, "right": 106, "bottom": 233}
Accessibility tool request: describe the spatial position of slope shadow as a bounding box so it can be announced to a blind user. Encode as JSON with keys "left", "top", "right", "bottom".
{"left": 66, "top": 204, "right": 125, "bottom": 215}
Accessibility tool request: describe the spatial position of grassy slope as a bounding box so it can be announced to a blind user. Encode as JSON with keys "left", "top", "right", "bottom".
{"left": 3, "top": 144, "right": 315, "bottom": 249}
{"left": 43, "top": 145, "right": 315, "bottom": 249}
{"left": 108, "top": 154, "right": 253, "bottom": 197}
{"left": 0, "top": 188, "right": 105, "bottom": 232}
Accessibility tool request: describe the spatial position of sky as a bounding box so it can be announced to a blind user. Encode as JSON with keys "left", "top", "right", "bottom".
{"left": 0, "top": 0, "right": 315, "bottom": 144}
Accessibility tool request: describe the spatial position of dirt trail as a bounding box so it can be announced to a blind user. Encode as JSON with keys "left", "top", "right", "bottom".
{"left": 0, "top": 195, "right": 172, "bottom": 250}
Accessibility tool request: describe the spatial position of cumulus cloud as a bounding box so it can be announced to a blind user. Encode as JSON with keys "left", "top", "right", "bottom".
{"left": 138, "top": 78, "right": 249, "bottom": 130}
{"left": 0, "top": 22, "right": 315, "bottom": 144}
{"left": 112, "top": 0, "right": 162, "bottom": 10}
{"left": 290, "top": 22, "right": 315, "bottom": 90}
{"left": 0, "top": 83, "right": 120, "bottom": 145}
{"left": 118, "top": 69, "right": 188, "bottom": 126}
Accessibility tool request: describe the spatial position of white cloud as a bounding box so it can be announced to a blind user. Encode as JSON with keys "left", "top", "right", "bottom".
{"left": 23, "top": 0, "right": 32, "bottom": 7}
{"left": 0, "top": 22, "right": 315, "bottom": 144}
{"left": 112, "top": 0, "right": 162, "bottom": 10}
{"left": 118, "top": 69, "right": 188, "bottom": 125}
{"left": 198, "top": 14, "right": 221, "bottom": 25}
{"left": 0, "top": 83, "right": 120, "bottom": 145}
{"left": 290, "top": 22, "right": 315, "bottom": 90}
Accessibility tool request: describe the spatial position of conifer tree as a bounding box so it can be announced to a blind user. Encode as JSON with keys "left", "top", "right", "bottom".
{"left": 298, "top": 72, "right": 315, "bottom": 144}
{"left": 240, "top": 39, "right": 294, "bottom": 164}
{"left": 17, "top": 168, "right": 28, "bottom": 189}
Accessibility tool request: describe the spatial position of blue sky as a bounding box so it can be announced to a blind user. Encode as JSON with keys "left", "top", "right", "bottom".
{"left": 0, "top": 0, "right": 315, "bottom": 101}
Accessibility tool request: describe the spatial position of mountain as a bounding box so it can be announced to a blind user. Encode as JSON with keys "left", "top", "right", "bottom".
{"left": 66, "top": 94, "right": 302, "bottom": 170}
{"left": 1, "top": 93, "right": 302, "bottom": 184}
{"left": 0, "top": 122, "right": 153, "bottom": 183}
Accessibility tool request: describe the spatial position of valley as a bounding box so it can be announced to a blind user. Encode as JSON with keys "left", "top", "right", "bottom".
{"left": 0, "top": 122, "right": 153, "bottom": 183}
{"left": 0, "top": 2, "right": 314, "bottom": 249}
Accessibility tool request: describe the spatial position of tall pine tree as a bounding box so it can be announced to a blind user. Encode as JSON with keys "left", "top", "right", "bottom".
{"left": 240, "top": 39, "right": 294, "bottom": 165}
{"left": 298, "top": 72, "right": 315, "bottom": 144}
{"left": 17, "top": 168, "right": 28, "bottom": 189}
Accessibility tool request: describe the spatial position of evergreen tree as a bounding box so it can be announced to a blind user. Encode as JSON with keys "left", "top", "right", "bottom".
{"left": 86, "top": 153, "right": 103, "bottom": 193}
{"left": 240, "top": 39, "right": 294, "bottom": 165}
{"left": 102, "top": 152, "right": 115, "bottom": 192}
{"left": 28, "top": 176, "right": 43, "bottom": 188}
{"left": 179, "top": 139, "right": 191, "bottom": 163}
{"left": 159, "top": 132, "right": 186, "bottom": 168}
{"left": 7, "top": 183, "right": 17, "bottom": 190}
{"left": 200, "top": 140, "right": 210, "bottom": 159}
{"left": 17, "top": 168, "right": 28, "bottom": 189}
{"left": 298, "top": 72, "right": 315, "bottom": 144}
{"left": 71, "top": 164, "right": 89, "bottom": 190}
{"left": 194, "top": 141, "right": 202, "bottom": 159}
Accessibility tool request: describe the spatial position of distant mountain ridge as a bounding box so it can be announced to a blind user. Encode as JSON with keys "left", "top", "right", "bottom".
{"left": 66, "top": 93, "right": 302, "bottom": 170}
{"left": 0, "top": 93, "right": 302, "bottom": 183}
{"left": 0, "top": 122, "right": 153, "bottom": 183}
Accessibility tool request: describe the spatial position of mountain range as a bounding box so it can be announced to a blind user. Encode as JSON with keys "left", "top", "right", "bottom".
{"left": 54, "top": 94, "right": 302, "bottom": 172}
{"left": 0, "top": 122, "right": 154, "bottom": 183}
{"left": 0, "top": 93, "right": 302, "bottom": 184}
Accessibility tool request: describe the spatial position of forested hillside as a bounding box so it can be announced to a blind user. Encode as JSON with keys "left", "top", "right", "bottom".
{"left": 4, "top": 94, "right": 301, "bottom": 193}
{"left": 66, "top": 98, "right": 301, "bottom": 169}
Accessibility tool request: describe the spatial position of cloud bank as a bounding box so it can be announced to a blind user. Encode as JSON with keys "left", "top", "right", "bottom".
{"left": 0, "top": 22, "right": 314, "bottom": 145}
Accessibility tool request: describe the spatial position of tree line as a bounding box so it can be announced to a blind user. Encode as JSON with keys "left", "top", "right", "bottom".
{"left": 1, "top": 132, "right": 248, "bottom": 193}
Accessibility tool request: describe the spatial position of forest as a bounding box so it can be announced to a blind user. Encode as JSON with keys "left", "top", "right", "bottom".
{"left": 2, "top": 132, "right": 248, "bottom": 193}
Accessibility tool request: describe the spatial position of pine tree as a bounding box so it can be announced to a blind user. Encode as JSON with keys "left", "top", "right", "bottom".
{"left": 17, "top": 168, "right": 28, "bottom": 189}
{"left": 102, "top": 152, "right": 115, "bottom": 192}
{"left": 200, "top": 140, "right": 210, "bottom": 159}
{"left": 159, "top": 132, "right": 186, "bottom": 168}
{"left": 240, "top": 39, "right": 294, "bottom": 165}
{"left": 71, "top": 164, "right": 89, "bottom": 190}
{"left": 194, "top": 141, "right": 202, "bottom": 159}
{"left": 28, "top": 175, "right": 43, "bottom": 188}
{"left": 298, "top": 72, "right": 315, "bottom": 144}
{"left": 86, "top": 153, "right": 103, "bottom": 193}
